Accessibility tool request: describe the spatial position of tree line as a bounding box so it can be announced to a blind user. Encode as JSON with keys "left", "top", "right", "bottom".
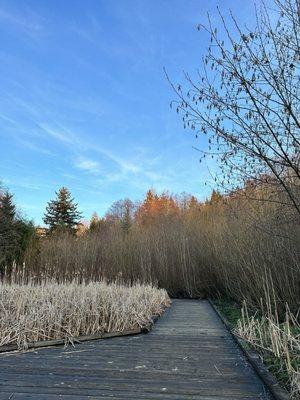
{"left": 3, "top": 178, "right": 298, "bottom": 319}
{"left": 0, "top": 181, "right": 225, "bottom": 273}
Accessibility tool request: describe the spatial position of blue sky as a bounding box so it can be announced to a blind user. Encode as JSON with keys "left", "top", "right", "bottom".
{"left": 0, "top": 0, "right": 261, "bottom": 224}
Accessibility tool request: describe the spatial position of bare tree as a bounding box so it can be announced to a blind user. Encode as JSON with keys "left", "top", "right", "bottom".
{"left": 105, "top": 198, "right": 137, "bottom": 233}
{"left": 167, "top": 0, "right": 300, "bottom": 218}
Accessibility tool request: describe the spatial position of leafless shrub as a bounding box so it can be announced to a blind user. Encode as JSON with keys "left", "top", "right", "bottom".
{"left": 167, "top": 0, "right": 300, "bottom": 217}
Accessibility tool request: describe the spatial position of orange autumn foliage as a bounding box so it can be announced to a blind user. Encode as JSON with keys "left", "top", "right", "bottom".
{"left": 136, "top": 189, "right": 180, "bottom": 225}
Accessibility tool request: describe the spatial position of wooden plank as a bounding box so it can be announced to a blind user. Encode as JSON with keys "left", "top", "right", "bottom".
{"left": 0, "top": 390, "right": 269, "bottom": 400}
{"left": 0, "top": 328, "right": 142, "bottom": 353}
{"left": 0, "top": 300, "right": 272, "bottom": 399}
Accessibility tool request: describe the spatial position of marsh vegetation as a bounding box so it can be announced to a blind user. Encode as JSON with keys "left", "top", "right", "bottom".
{"left": 0, "top": 280, "right": 169, "bottom": 350}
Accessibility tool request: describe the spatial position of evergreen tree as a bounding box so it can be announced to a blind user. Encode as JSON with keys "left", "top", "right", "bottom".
{"left": 14, "top": 219, "right": 37, "bottom": 263}
{"left": 43, "top": 187, "right": 82, "bottom": 234}
{"left": 209, "top": 190, "right": 223, "bottom": 205}
{"left": 89, "top": 212, "right": 100, "bottom": 232}
{"left": 0, "top": 191, "right": 16, "bottom": 221}
{"left": 0, "top": 186, "right": 37, "bottom": 272}
{"left": 0, "top": 191, "right": 19, "bottom": 270}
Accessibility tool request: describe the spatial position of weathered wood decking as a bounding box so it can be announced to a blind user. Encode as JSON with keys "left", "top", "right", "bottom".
{"left": 0, "top": 300, "right": 272, "bottom": 399}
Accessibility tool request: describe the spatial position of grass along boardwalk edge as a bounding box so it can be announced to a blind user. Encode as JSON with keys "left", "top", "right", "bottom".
{"left": 208, "top": 299, "right": 289, "bottom": 400}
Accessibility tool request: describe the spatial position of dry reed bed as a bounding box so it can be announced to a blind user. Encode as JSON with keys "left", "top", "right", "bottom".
{"left": 0, "top": 281, "right": 170, "bottom": 350}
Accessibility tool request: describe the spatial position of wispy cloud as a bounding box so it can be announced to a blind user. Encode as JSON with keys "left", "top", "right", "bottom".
{"left": 0, "top": 113, "right": 18, "bottom": 126}
{"left": 95, "top": 146, "right": 140, "bottom": 174}
{"left": 16, "top": 138, "right": 56, "bottom": 156}
{"left": 39, "top": 123, "right": 78, "bottom": 145}
{"left": 39, "top": 122, "right": 140, "bottom": 174}
{"left": 0, "top": 5, "right": 43, "bottom": 33}
{"left": 75, "top": 158, "right": 101, "bottom": 174}
{"left": 5, "top": 179, "right": 50, "bottom": 191}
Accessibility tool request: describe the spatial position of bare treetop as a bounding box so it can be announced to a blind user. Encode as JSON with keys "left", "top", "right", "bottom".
{"left": 167, "top": 0, "right": 300, "bottom": 217}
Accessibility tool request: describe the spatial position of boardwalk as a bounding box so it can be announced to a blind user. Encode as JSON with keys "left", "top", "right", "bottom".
{"left": 0, "top": 300, "right": 271, "bottom": 399}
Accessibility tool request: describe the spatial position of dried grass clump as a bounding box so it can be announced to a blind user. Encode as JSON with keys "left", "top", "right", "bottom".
{"left": 0, "top": 281, "right": 170, "bottom": 350}
{"left": 236, "top": 300, "right": 300, "bottom": 398}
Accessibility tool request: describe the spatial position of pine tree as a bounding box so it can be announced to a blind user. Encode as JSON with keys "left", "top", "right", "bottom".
{"left": 0, "top": 191, "right": 19, "bottom": 270}
{"left": 0, "top": 191, "right": 16, "bottom": 222}
{"left": 43, "top": 187, "right": 82, "bottom": 234}
{"left": 89, "top": 212, "right": 100, "bottom": 231}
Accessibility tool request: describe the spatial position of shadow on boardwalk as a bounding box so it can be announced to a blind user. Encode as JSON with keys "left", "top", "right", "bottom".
{"left": 0, "top": 300, "right": 272, "bottom": 399}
